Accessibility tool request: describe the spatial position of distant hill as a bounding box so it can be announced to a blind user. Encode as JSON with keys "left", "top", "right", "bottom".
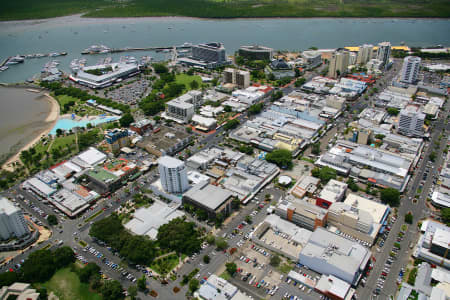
{"left": 1, "top": 0, "right": 449, "bottom": 21}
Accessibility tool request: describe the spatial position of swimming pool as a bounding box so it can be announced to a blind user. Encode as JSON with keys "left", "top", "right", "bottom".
{"left": 50, "top": 116, "right": 120, "bottom": 135}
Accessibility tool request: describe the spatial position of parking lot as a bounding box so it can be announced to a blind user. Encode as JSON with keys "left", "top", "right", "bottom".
{"left": 102, "top": 77, "right": 151, "bottom": 106}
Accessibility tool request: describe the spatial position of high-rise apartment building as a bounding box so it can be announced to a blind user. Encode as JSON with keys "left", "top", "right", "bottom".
{"left": 328, "top": 50, "right": 349, "bottom": 78}
{"left": 376, "top": 42, "right": 391, "bottom": 69}
{"left": 223, "top": 68, "right": 250, "bottom": 88}
{"left": 238, "top": 45, "right": 273, "bottom": 61}
{"left": 0, "top": 197, "right": 30, "bottom": 240}
{"left": 192, "top": 43, "right": 226, "bottom": 63}
{"left": 158, "top": 156, "right": 189, "bottom": 194}
{"left": 398, "top": 105, "right": 425, "bottom": 137}
{"left": 356, "top": 44, "right": 373, "bottom": 65}
{"left": 400, "top": 56, "right": 421, "bottom": 84}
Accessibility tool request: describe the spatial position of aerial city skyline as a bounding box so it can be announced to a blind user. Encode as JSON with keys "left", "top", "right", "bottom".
{"left": 0, "top": 4, "right": 449, "bottom": 300}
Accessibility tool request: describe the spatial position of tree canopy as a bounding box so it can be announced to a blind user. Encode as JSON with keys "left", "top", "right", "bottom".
{"left": 248, "top": 103, "right": 264, "bottom": 115}
{"left": 157, "top": 217, "right": 202, "bottom": 255}
{"left": 47, "top": 214, "right": 58, "bottom": 225}
{"left": 442, "top": 208, "right": 450, "bottom": 226}
{"left": 225, "top": 262, "right": 237, "bottom": 275}
{"left": 311, "top": 166, "right": 337, "bottom": 184}
{"left": 380, "top": 188, "right": 400, "bottom": 207}
{"left": 223, "top": 119, "right": 240, "bottom": 131}
{"left": 266, "top": 149, "right": 293, "bottom": 169}
{"left": 119, "top": 113, "right": 135, "bottom": 127}
{"left": 100, "top": 280, "right": 124, "bottom": 300}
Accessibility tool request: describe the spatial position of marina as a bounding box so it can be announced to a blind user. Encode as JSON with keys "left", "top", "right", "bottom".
{"left": 81, "top": 44, "right": 191, "bottom": 55}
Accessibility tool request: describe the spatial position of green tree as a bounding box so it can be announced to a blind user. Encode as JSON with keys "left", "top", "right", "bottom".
{"left": 206, "top": 234, "right": 215, "bottom": 245}
{"left": 189, "top": 279, "right": 200, "bottom": 293}
{"left": 190, "top": 80, "right": 199, "bottom": 90}
{"left": 265, "top": 149, "right": 293, "bottom": 169}
{"left": 157, "top": 217, "right": 202, "bottom": 255}
{"left": 380, "top": 188, "right": 400, "bottom": 207}
{"left": 387, "top": 108, "right": 400, "bottom": 116}
{"left": 346, "top": 178, "right": 359, "bottom": 192}
{"left": 153, "top": 63, "right": 168, "bottom": 74}
{"left": 248, "top": 103, "right": 264, "bottom": 115}
{"left": 223, "top": 119, "right": 240, "bottom": 131}
{"left": 442, "top": 208, "right": 450, "bottom": 225}
{"left": 21, "top": 250, "right": 56, "bottom": 283}
{"left": 78, "top": 263, "right": 100, "bottom": 283}
{"left": 270, "top": 255, "right": 281, "bottom": 267}
{"left": 53, "top": 246, "right": 75, "bottom": 269}
{"left": 245, "top": 215, "right": 252, "bottom": 224}
{"left": 47, "top": 214, "right": 58, "bottom": 225}
{"left": 311, "top": 142, "right": 321, "bottom": 155}
{"left": 215, "top": 237, "right": 228, "bottom": 250}
{"left": 186, "top": 126, "right": 192, "bottom": 133}
{"left": 225, "top": 262, "right": 237, "bottom": 275}
{"left": 294, "top": 77, "right": 306, "bottom": 87}
{"left": 137, "top": 274, "right": 147, "bottom": 291}
{"left": 128, "top": 285, "right": 138, "bottom": 300}
{"left": 429, "top": 151, "right": 437, "bottom": 162}
{"left": 405, "top": 212, "right": 413, "bottom": 224}
{"left": 224, "top": 105, "right": 232, "bottom": 112}
{"left": 0, "top": 271, "right": 19, "bottom": 287}
{"left": 311, "top": 167, "right": 337, "bottom": 184}
{"left": 119, "top": 113, "right": 135, "bottom": 127}
{"left": 238, "top": 145, "right": 253, "bottom": 155}
{"left": 100, "top": 280, "right": 124, "bottom": 300}
{"left": 203, "top": 255, "right": 210, "bottom": 264}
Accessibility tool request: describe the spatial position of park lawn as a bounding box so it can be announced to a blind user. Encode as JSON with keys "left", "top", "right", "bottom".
{"left": 219, "top": 271, "right": 231, "bottom": 280}
{"left": 150, "top": 254, "right": 180, "bottom": 275}
{"left": 56, "top": 95, "right": 103, "bottom": 116}
{"left": 278, "top": 263, "right": 293, "bottom": 274}
{"left": 51, "top": 134, "right": 77, "bottom": 150}
{"left": 175, "top": 74, "right": 202, "bottom": 91}
{"left": 40, "top": 267, "right": 102, "bottom": 300}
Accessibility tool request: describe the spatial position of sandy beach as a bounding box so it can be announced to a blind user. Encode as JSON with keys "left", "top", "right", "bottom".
{"left": 1, "top": 92, "right": 60, "bottom": 171}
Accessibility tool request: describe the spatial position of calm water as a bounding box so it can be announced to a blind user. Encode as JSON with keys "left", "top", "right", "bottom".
{"left": 0, "top": 16, "right": 449, "bottom": 83}
{"left": 0, "top": 87, "right": 51, "bottom": 160}
{"left": 0, "top": 16, "right": 449, "bottom": 162}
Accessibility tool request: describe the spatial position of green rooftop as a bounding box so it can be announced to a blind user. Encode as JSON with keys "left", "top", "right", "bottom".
{"left": 87, "top": 166, "right": 119, "bottom": 183}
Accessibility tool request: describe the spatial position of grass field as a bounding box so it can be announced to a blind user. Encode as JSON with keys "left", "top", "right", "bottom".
{"left": 150, "top": 254, "right": 180, "bottom": 276}
{"left": 2, "top": 0, "right": 449, "bottom": 20}
{"left": 56, "top": 95, "right": 103, "bottom": 116}
{"left": 40, "top": 267, "right": 102, "bottom": 300}
{"left": 175, "top": 74, "right": 202, "bottom": 91}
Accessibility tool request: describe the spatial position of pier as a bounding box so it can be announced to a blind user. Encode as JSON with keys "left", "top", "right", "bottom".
{"left": 81, "top": 45, "right": 190, "bottom": 55}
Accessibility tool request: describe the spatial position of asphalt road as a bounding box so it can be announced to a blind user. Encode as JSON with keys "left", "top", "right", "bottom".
{"left": 358, "top": 97, "right": 450, "bottom": 300}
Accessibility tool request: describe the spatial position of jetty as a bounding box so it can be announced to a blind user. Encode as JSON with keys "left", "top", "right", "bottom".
{"left": 81, "top": 45, "right": 190, "bottom": 55}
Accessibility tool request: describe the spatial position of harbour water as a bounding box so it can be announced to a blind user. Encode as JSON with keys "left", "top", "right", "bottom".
{"left": 0, "top": 15, "right": 449, "bottom": 83}
{"left": 0, "top": 86, "right": 52, "bottom": 163}
{"left": 0, "top": 15, "right": 449, "bottom": 165}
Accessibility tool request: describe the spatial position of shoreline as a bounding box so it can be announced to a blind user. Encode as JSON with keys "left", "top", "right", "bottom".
{"left": 1, "top": 92, "right": 60, "bottom": 172}
{"left": 0, "top": 14, "right": 449, "bottom": 26}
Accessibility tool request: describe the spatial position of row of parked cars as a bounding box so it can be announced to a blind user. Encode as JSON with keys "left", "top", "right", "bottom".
{"left": 83, "top": 244, "right": 137, "bottom": 283}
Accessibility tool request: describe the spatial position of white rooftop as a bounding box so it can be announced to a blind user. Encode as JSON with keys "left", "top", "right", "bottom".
{"left": 158, "top": 156, "right": 185, "bottom": 168}
{"left": 0, "top": 197, "right": 20, "bottom": 215}
{"left": 315, "top": 274, "right": 351, "bottom": 299}
{"left": 344, "top": 193, "right": 389, "bottom": 224}
{"left": 124, "top": 200, "right": 184, "bottom": 239}
{"left": 76, "top": 147, "right": 107, "bottom": 167}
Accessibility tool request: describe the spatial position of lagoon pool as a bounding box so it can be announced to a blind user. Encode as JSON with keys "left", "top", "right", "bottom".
{"left": 50, "top": 116, "right": 120, "bottom": 135}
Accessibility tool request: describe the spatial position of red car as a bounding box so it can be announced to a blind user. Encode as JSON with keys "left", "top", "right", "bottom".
{"left": 381, "top": 272, "right": 387, "bottom": 276}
